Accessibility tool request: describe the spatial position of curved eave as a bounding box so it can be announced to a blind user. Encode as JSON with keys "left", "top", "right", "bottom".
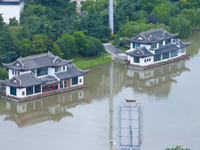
{"left": 125, "top": 34, "right": 178, "bottom": 44}
{"left": 125, "top": 52, "right": 153, "bottom": 58}
{"left": 180, "top": 42, "right": 191, "bottom": 48}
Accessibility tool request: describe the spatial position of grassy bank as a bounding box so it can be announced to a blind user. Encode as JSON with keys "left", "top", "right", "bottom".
{"left": 73, "top": 53, "right": 112, "bottom": 69}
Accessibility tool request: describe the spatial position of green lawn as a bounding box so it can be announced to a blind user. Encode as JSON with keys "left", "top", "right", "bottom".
{"left": 73, "top": 53, "right": 112, "bottom": 69}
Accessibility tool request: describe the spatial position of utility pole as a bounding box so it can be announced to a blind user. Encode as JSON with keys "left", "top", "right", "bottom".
{"left": 109, "top": 0, "right": 114, "bottom": 37}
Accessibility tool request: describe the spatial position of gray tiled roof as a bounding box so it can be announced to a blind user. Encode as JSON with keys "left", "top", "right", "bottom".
{"left": 126, "top": 28, "right": 177, "bottom": 44}
{"left": 3, "top": 52, "right": 72, "bottom": 71}
{"left": 55, "top": 64, "right": 89, "bottom": 80}
{"left": 155, "top": 41, "right": 191, "bottom": 55}
{"left": 125, "top": 47, "right": 153, "bottom": 57}
{"left": 155, "top": 44, "right": 178, "bottom": 55}
{"left": 0, "top": 73, "right": 44, "bottom": 88}
{"left": 40, "top": 76, "right": 60, "bottom": 86}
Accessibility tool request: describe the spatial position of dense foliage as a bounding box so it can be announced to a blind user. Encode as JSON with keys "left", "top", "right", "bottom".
{"left": 166, "top": 146, "right": 190, "bottom": 150}
{"left": 1, "top": 0, "right": 200, "bottom": 65}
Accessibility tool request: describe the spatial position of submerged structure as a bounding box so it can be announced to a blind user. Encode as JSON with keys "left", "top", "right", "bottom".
{"left": 0, "top": 52, "right": 89, "bottom": 102}
{"left": 119, "top": 99, "right": 143, "bottom": 150}
{"left": 0, "top": 0, "right": 25, "bottom": 24}
{"left": 125, "top": 28, "right": 191, "bottom": 70}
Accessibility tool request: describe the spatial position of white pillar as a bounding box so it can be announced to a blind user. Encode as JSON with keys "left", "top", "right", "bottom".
{"left": 109, "top": 0, "right": 114, "bottom": 36}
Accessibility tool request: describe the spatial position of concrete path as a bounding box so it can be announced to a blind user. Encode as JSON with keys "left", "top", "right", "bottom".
{"left": 103, "top": 43, "right": 127, "bottom": 62}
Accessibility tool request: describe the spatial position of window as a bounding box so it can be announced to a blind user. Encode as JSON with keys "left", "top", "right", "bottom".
{"left": 159, "top": 41, "right": 163, "bottom": 47}
{"left": 79, "top": 79, "right": 82, "bottom": 83}
{"left": 165, "top": 39, "right": 171, "bottom": 45}
{"left": 151, "top": 43, "right": 157, "bottom": 49}
{"left": 26, "top": 87, "right": 33, "bottom": 95}
{"left": 60, "top": 81, "right": 63, "bottom": 89}
{"left": 22, "top": 91, "right": 25, "bottom": 96}
{"left": 63, "top": 66, "right": 65, "bottom": 71}
{"left": 48, "top": 85, "right": 53, "bottom": 91}
{"left": 134, "top": 57, "right": 140, "bottom": 63}
{"left": 10, "top": 87, "right": 16, "bottom": 96}
{"left": 133, "top": 43, "right": 140, "bottom": 48}
{"left": 55, "top": 67, "right": 61, "bottom": 72}
{"left": 154, "top": 54, "right": 161, "bottom": 62}
{"left": 12, "top": 70, "right": 14, "bottom": 75}
{"left": 171, "top": 50, "right": 178, "bottom": 57}
{"left": 163, "top": 52, "right": 169, "bottom": 59}
{"left": 18, "top": 71, "right": 20, "bottom": 75}
{"left": 37, "top": 67, "right": 48, "bottom": 76}
{"left": 72, "top": 77, "right": 78, "bottom": 85}
{"left": 64, "top": 80, "right": 66, "bottom": 88}
{"left": 144, "top": 59, "right": 146, "bottom": 63}
{"left": 15, "top": 71, "right": 17, "bottom": 75}
{"left": 35, "top": 85, "right": 41, "bottom": 93}
{"left": 149, "top": 58, "right": 151, "bottom": 61}
{"left": 42, "top": 86, "right": 47, "bottom": 92}
{"left": 53, "top": 84, "right": 58, "bottom": 90}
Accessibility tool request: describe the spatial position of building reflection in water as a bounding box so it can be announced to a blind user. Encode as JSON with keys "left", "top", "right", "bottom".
{"left": 125, "top": 60, "right": 190, "bottom": 98}
{"left": 0, "top": 89, "right": 91, "bottom": 128}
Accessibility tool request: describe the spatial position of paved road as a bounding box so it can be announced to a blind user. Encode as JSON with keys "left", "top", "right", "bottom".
{"left": 104, "top": 44, "right": 123, "bottom": 55}
{"left": 103, "top": 43, "right": 127, "bottom": 61}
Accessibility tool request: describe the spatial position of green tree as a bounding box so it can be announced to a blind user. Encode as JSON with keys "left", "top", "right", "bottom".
{"left": 73, "top": 31, "right": 89, "bottom": 55}
{"left": 51, "top": 43, "right": 64, "bottom": 58}
{"left": 0, "top": 14, "right": 17, "bottom": 62}
{"left": 166, "top": 145, "right": 190, "bottom": 150}
{"left": 80, "top": 37, "right": 105, "bottom": 57}
{"left": 17, "top": 38, "right": 31, "bottom": 57}
{"left": 9, "top": 17, "right": 18, "bottom": 26}
{"left": 79, "top": 7, "right": 110, "bottom": 39}
{"left": 56, "top": 33, "right": 77, "bottom": 59}
{"left": 170, "top": 15, "right": 192, "bottom": 37}
{"left": 0, "top": 67, "right": 8, "bottom": 80}
{"left": 152, "top": 1, "right": 171, "bottom": 25}
{"left": 31, "top": 35, "right": 47, "bottom": 53}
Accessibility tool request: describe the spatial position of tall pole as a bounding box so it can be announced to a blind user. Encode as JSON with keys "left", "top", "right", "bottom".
{"left": 109, "top": 0, "right": 114, "bottom": 37}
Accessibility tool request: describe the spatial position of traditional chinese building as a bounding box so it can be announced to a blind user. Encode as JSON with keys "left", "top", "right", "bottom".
{"left": 0, "top": 52, "right": 89, "bottom": 102}
{"left": 125, "top": 28, "right": 191, "bottom": 70}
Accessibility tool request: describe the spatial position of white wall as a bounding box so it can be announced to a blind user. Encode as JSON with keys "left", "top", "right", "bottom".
{"left": 71, "top": 76, "right": 84, "bottom": 87}
{"left": 0, "top": 1, "right": 24, "bottom": 24}
{"left": 78, "top": 76, "right": 83, "bottom": 85}
{"left": 9, "top": 69, "right": 31, "bottom": 79}
{"left": 6, "top": 86, "right": 10, "bottom": 95}
{"left": 20, "top": 70, "right": 31, "bottom": 75}
{"left": 9, "top": 69, "right": 14, "bottom": 79}
{"left": 17, "top": 88, "right": 26, "bottom": 97}
{"left": 48, "top": 67, "right": 55, "bottom": 76}
{"left": 140, "top": 56, "right": 154, "bottom": 66}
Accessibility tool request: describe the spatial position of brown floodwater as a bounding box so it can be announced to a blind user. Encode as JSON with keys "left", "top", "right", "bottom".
{"left": 1, "top": 32, "right": 200, "bottom": 150}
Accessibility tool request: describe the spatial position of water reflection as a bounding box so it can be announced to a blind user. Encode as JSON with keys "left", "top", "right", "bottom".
{"left": 0, "top": 89, "right": 90, "bottom": 127}
{"left": 125, "top": 60, "right": 190, "bottom": 98}
{"left": 182, "top": 31, "right": 200, "bottom": 57}
{"left": 0, "top": 59, "right": 189, "bottom": 128}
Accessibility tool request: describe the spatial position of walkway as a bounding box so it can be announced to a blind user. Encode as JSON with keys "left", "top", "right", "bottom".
{"left": 103, "top": 43, "right": 127, "bottom": 62}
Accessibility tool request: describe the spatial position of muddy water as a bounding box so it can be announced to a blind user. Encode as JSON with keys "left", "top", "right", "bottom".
{"left": 1, "top": 32, "right": 200, "bottom": 150}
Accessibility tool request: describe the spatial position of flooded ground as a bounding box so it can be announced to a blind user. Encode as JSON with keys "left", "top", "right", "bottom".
{"left": 1, "top": 32, "right": 200, "bottom": 150}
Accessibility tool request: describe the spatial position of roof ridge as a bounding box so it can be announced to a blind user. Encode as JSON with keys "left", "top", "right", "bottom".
{"left": 20, "top": 52, "right": 54, "bottom": 60}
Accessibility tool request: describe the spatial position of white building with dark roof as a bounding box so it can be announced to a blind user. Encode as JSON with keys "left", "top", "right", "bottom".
{"left": 125, "top": 28, "right": 191, "bottom": 70}
{"left": 0, "top": 52, "right": 89, "bottom": 102}
{"left": 0, "top": 0, "right": 25, "bottom": 24}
